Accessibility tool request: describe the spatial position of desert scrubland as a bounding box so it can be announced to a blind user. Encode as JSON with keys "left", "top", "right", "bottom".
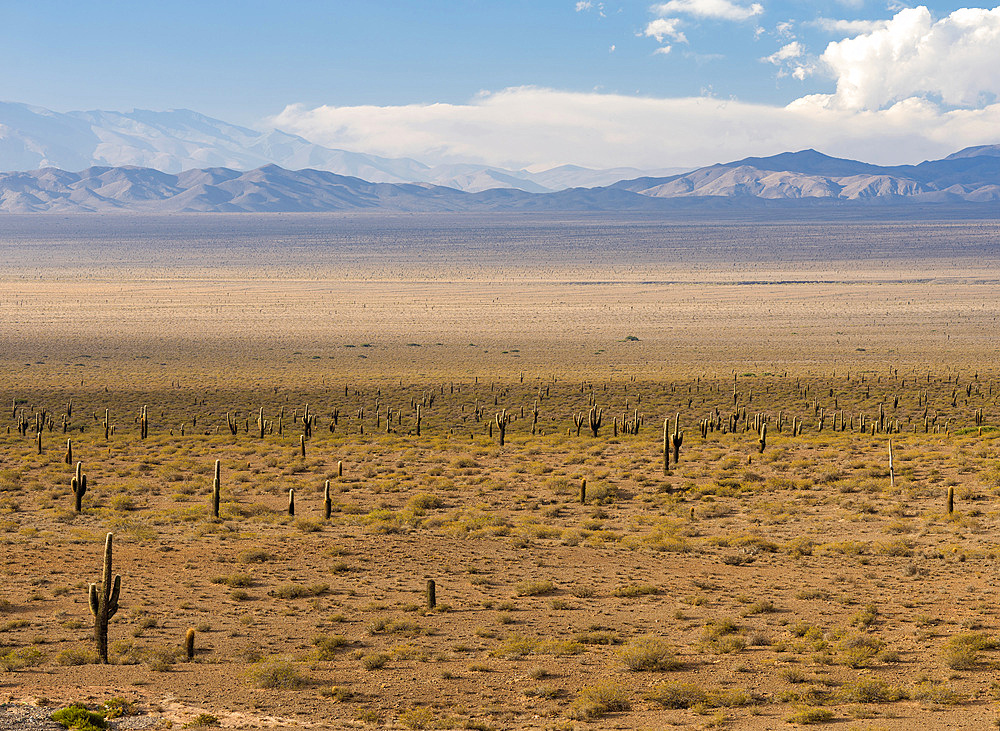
{"left": 3, "top": 213, "right": 1000, "bottom": 729}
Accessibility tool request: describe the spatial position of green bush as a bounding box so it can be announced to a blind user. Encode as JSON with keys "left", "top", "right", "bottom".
{"left": 51, "top": 704, "right": 107, "bottom": 731}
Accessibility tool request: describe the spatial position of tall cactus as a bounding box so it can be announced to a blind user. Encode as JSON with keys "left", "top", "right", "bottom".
{"left": 588, "top": 406, "right": 603, "bottom": 437}
{"left": 89, "top": 533, "right": 121, "bottom": 664}
{"left": 671, "top": 413, "right": 683, "bottom": 465}
{"left": 72, "top": 461, "right": 87, "bottom": 512}
{"left": 212, "top": 459, "right": 221, "bottom": 518}
{"left": 495, "top": 409, "right": 510, "bottom": 446}
{"left": 323, "top": 479, "right": 332, "bottom": 520}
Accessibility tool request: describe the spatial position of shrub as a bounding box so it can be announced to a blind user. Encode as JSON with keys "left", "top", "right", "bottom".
{"left": 618, "top": 637, "right": 682, "bottom": 671}
{"left": 943, "top": 632, "right": 1000, "bottom": 670}
{"left": 515, "top": 580, "right": 554, "bottom": 596}
{"left": 51, "top": 704, "right": 106, "bottom": 730}
{"left": 248, "top": 659, "right": 309, "bottom": 688}
{"left": 612, "top": 584, "right": 660, "bottom": 598}
{"left": 56, "top": 646, "right": 98, "bottom": 666}
{"left": 274, "top": 583, "right": 328, "bottom": 599}
{"left": 361, "top": 652, "right": 391, "bottom": 670}
{"left": 569, "top": 682, "right": 630, "bottom": 719}
{"left": 313, "top": 634, "right": 348, "bottom": 659}
{"left": 645, "top": 682, "right": 707, "bottom": 709}
{"left": 786, "top": 707, "right": 834, "bottom": 724}
{"left": 836, "top": 678, "right": 907, "bottom": 703}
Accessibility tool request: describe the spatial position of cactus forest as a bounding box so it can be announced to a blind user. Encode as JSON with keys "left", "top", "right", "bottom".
{"left": 2, "top": 213, "right": 1000, "bottom": 729}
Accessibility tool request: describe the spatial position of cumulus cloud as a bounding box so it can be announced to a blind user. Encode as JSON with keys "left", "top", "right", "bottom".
{"left": 810, "top": 6, "right": 1000, "bottom": 111}
{"left": 269, "top": 86, "right": 1000, "bottom": 170}
{"left": 651, "top": 0, "right": 764, "bottom": 21}
{"left": 644, "top": 17, "right": 688, "bottom": 43}
{"left": 762, "top": 40, "right": 802, "bottom": 64}
{"left": 266, "top": 5, "right": 1000, "bottom": 170}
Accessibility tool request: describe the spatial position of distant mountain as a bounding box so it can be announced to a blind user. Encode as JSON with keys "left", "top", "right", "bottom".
{"left": 611, "top": 148, "right": 1000, "bottom": 202}
{"left": 3, "top": 146, "right": 1000, "bottom": 213}
{"left": 0, "top": 101, "right": 686, "bottom": 193}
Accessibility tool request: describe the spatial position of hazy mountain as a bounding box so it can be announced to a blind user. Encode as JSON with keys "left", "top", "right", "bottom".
{"left": 611, "top": 148, "right": 1000, "bottom": 202}
{"left": 0, "top": 101, "right": 685, "bottom": 192}
{"left": 3, "top": 145, "right": 1000, "bottom": 213}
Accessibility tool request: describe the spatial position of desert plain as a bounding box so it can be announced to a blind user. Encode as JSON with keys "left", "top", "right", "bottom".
{"left": 3, "top": 212, "right": 1000, "bottom": 729}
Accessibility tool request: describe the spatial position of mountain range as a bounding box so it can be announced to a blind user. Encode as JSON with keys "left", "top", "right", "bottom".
{"left": 0, "top": 101, "right": 682, "bottom": 193}
{"left": 2, "top": 146, "right": 1000, "bottom": 213}
{"left": 2, "top": 100, "right": 1000, "bottom": 212}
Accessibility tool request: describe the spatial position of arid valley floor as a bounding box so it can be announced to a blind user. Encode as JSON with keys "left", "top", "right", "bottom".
{"left": 3, "top": 213, "right": 1000, "bottom": 729}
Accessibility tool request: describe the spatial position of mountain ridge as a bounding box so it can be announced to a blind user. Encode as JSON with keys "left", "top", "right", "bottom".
{"left": 0, "top": 101, "right": 685, "bottom": 193}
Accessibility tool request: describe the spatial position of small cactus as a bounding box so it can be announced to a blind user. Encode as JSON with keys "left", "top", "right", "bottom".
{"left": 323, "top": 480, "right": 332, "bottom": 520}
{"left": 426, "top": 579, "right": 436, "bottom": 610}
{"left": 580, "top": 478, "right": 587, "bottom": 504}
{"left": 947, "top": 485, "right": 954, "bottom": 514}
{"left": 185, "top": 627, "right": 196, "bottom": 661}
{"left": 671, "top": 413, "right": 683, "bottom": 464}
{"left": 288, "top": 488, "right": 295, "bottom": 516}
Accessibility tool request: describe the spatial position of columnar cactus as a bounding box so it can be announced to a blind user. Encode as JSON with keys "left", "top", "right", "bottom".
{"left": 65, "top": 438, "right": 73, "bottom": 465}
{"left": 89, "top": 533, "right": 121, "bottom": 664}
{"left": 588, "top": 406, "right": 603, "bottom": 437}
{"left": 324, "top": 480, "right": 332, "bottom": 520}
{"left": 212, "top": 459, "right": 221, "bottom": 518}
{"left": 671, "top": 413, "right": 683, "bottom": 465}
{"left": 758, "top": 423, "right": 767, "bottom": 454}
{"left": 72, "top": 461, "right": 87, "bottom": 512}
{"left": 288, "top": 488, "right": 295, "bottom": 516}
{"left": 185, "top": 627, "right": 196, "bottom": 661}
{"left": 495, "top": 409, "right": 510, "bottom": 446}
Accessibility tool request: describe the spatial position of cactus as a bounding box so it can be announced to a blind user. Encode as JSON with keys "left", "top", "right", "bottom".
{"left": 212, "top": 459, "right": 221, "bottom": 518}
{"left": 671, "top": 413, "right": 683, "bottom": 465}
{"left": 573, "top": 412, "right": 584, "bottom": 437}
{"left": 300, "top": 434, "right": 306, "bottom": 458}
{"left": 588, "top": 406, "right": 603, "bottom": 437}
{"left": 89, "top": 533, "right": 121, "bottom": 664}
{"left": 495, "top": 409, "right": 510, "bottom": 446}
{"left": 65, "top": 438, "right": 73, "bottom": 465}
{"left": 947, "top": 485, "right": 954, "bottom": 514}
{"left": 758, "top": 423, "right": 767, "bottom": 454}
{"left": 580, "top": 478, "right": 587, "bottom": 504}
{"left": 139, "top": 405, "right": 148, "bottom": 439}
{"left": 415, "top": 403, "right": 422, "bottom": 437}
{"left": 184, "top": 627, "right": 196, "bottom": 661}
{"left": 426, "top": 579, "right": 436, "bottom": 610}
{"left": 72, "top": 461, "right": 87, "bottom": 512}
{"left": 323, "top": 480, "right": 332, "bottom": 520}
{"left": 338, "top": 460, "right": 343, "bottom": 477}
{"left": 288, "top": 488, "right": 295, "bottom": 516}
{"left": 226, "top": 412, "right": 238, "bottom": 436}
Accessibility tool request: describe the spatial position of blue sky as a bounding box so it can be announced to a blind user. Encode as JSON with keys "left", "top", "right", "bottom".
{"left": 3, "top": 2, "right": 1000, "bottom": 167}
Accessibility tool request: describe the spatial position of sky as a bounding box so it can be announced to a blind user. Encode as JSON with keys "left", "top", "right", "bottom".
{"left": 2, "top": 1, "right": 1000, "bottom": 168}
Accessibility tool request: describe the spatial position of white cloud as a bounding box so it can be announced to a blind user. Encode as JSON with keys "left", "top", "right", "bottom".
{"left": 575, "top": 1, "right": 593, "bottom": 10}
{"left": 268, "top": 86, "right": 1000, "bottom": 170}
{"left": 810, "top": 17, "right": 886, "bottom": 35}
{"left": 265, "top": 6, "right": 1000, "bottom": 171}
{"left": 762, "top": 40, "right": 802, "bottom": 64}
{"left": 811, "top": 5, "right": 1000, "bottom": 111}
{"left": 651, "top": 0, "right": 764, "bottom": 22}
{"left": 644, "top": 17, "right": 688, "bottom": 43}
